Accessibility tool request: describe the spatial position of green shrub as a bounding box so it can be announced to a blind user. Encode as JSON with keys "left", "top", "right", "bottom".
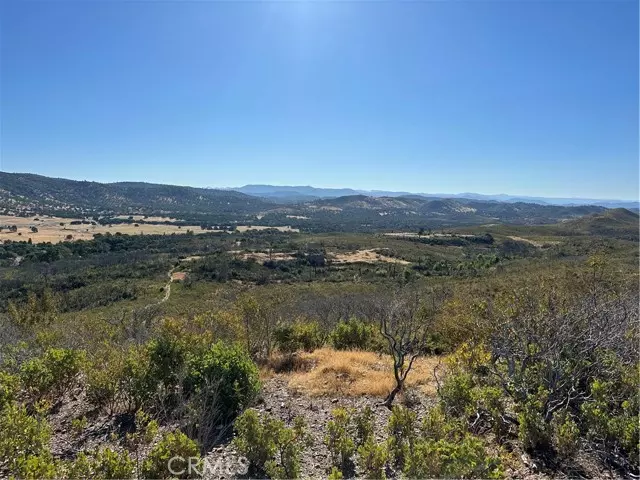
{"left": 517, "top": 388, "right": 551, "bottom": 452}
{"left": 0, "top": 402, "right": 52, "bottom": 474}
{"left": 387, "top": 405, "right": 416, "bottom": 468}
{"left": 14, "top": 451, "right": 60, "bottom": 479}
{"left": 438, "top": 370, "right": 474, "bottom": 417}
{"left": 20, "top": 348, "right": 85, "bottom": 399}
{"left": 119, "top": 345, "right": 156, "bottom": 413}
{"left": 328, "top": 466, "right": 344, "bottom": 479}
{"left": 552, "top": 412, "right": 580, "bottom": 459}
{"left": 142, "top": 430, "right": 201, "bottom": 479}
{"left": 0, "top": 371, "right": 20, "bottom": 410}
{"left": 353, "top": 405, "right": 374, "bottom": 446}
{"left": 404, "top": 435, "right": 503, "bottom": 479}
{"left": 325, "top": 408, "right": 355, "bottom": 471}
{"left": 330, "top": 318, "right": 377, "bottom": 351}
{"left": 233, "top": 409, "right": 277, "bottom": 471}
{"left": 75, "top": 448, "right": 135, "bottom": 479}
{"left": 421, "top": 404, "right": 464, "bottom": 441}
{"left": 264, "top": 416, "right": 312, "bottom": 479}
{"left": 357, "top": 437, "right": 388, "bottom": 479}
{"left": 234, "top": 409, "right": 311, "bottom": 478}
{"left": 86, "top": 354, "right": 122, "bottom": 413}
{"left": 273, "top": 321, "right": 323, "bottom": 354}
{"left": 186, "top": 342, "right": 260, "bottom": 420}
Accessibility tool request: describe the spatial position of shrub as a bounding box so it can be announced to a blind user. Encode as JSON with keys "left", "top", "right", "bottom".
{"left": 14, "top": 451, "right": 59, "bottom": 479}
{"left": 71, "top": 416, "right": 88, "bottom": 437}
{"left": 421, "top": 404, "right": 464, "bottom": 441}
{"left": 234, "top": 409, "right": 311, "bottom": 478}
{"left": 0, "top": 371, "right": 20, "bottom": 410}
{"left": 86, "top": 353, "right": 123, "bottom": 413}
{"left": 0, "top": 402, "right": 52, "bottom": 474}
{"left": 325, "top": 408, "right": 355, "bottom": 471}
{"left": 273, "top": 321, "right": 323, "bottom": 354}
{"left": 186, "top": 342, "right": 260, "bottom": 420}
{"left": 328, "top": 466, "right": 344, "bottom": 479}
{"left": 387, "top": 405, "right": 416, "bottom": 468}
{"left": 233, "top": 409, "right": 277, "bottom": 471}
{"left": 142, "top": 430, "right": 201, "bottom": 479}
{"left": 552, "top": 412, "right": 580, "bottom": 459}
{"left": 357, "top": 437, "right": 388, "bottom": 479}
{"left": 330, "top": 318, "right": 377, "bottom": 351}
{"left": 264, "top": 416, "right": 312, "bottom": 479}
{"left": 517, "top": 388, "right": 551, "bottom": 452}
{"left": 438, "top": 370, "right": 474, "bottom": 417}
{"left": 404, "top": 435, "right": 503, "bottom": 479}
{"left": 353, "top": 405, "right": 374, "bottom": 446}
{"left": 20, "top": 348, "right": 85, "bottom": 400}
{"left": 66, "top": 448, "right": 135, "bottom": 479}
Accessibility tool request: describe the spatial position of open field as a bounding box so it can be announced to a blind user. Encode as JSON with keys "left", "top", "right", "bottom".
{"left": 286, "top": 348, "right": 440, "bottom": 397}
{"left": 0, "top": 215, "right": 217, "bottom": 243}
{"left": 113, "top": 215, "right": 178, "bottom": 222}
{"left": 330, "top": 248, "right": 411, "bottom": 264}
{"left": 235, "top": 225, "right": 300, "bottom": 232}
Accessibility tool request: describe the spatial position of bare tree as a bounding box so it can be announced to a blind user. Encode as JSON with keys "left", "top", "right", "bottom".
{"left": 377, "top": 291, "right": 432, "bottom": 410}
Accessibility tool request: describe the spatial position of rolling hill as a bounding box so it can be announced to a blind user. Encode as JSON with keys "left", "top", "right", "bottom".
{"left": 0, "top": 172, "right": 270, "bottom": 217}
{"left": 0, "top": 172, "right": 614, "bottom": 231}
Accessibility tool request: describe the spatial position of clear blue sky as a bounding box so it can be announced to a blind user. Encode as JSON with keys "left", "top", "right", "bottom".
{"left": 1, "top": 0, "right": 638, "bottom": 200}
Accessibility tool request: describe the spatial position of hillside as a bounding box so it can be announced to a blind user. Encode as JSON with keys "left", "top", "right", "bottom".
{"left": 0, "top": 172, "right": 610, "bottom": 231}
{"left": 557, "top": 208, "right": 639, "bottom": 240}
{"left": 0, "top": 172, "right": 270, "bottom": 217}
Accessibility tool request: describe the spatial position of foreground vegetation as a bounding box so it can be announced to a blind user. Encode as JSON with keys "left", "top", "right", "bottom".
{"left": 0, "top": 208, "right": 637, "bottom": 478}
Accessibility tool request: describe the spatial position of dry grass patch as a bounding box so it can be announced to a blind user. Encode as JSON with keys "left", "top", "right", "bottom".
{"left": 235, "top": 225, "right": 300, "bottom": 233}
{"left": 330, "top": 249, "right": 410, "bottom": 265}
{"left": 0, "top": 214, "right": 217, "bottom": 244}
{"left": 286, "top": 348, "right": 440, "bottom": 398}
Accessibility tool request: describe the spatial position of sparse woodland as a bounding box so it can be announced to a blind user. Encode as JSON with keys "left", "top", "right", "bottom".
{"left": 0, "top": 191, "right": 638, "bottom": 479}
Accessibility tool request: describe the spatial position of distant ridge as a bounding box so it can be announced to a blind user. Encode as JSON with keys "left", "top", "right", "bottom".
{"left": 234, "top": 184, "right": 639, "bottom": 209}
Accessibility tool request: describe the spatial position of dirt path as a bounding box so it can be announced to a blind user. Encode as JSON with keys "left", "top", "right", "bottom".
{"left": 142, "top": 266, "right": 176, "bottom": 311}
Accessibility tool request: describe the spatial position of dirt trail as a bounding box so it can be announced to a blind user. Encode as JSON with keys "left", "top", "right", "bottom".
{"left": 142, "top": 266, "right": 176, "bottom": 311}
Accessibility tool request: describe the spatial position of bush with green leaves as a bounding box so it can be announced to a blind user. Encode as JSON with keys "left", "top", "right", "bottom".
{"left": 0, "top": 402, "right": 53, "bottom": 475}
{"left": 20, "top": 348, "right": 85, "bottom": 400}
{"left": 0, "top": 371, "right": 20, "bottom": 410}
{"left": 404, "top": 434, "right": 503, "bottom": 479}
{"left": 357, "top": 437, "right": 388, "bottom": 479}
{"left": 65, "top": 448, "right": 135, "bottom": 479}
{"left": 517, "top": 388, "right": 552, "bottom": 452}
{"left": 141, "top": 430, "right": 201, "bottom": 479}
{"left": 264, "top": 416, "right": 312, "bottom": 479}
{"left": 233, "top": 409, "right": 311, "bottom": 478}
{"left": 273, "top": 321, "right": 323, "bottom": 354}
{"left": 329, "top": 318, "right": 378, "bottom": 351}
{"left": 324, "top": 407, "right": 356, "bottom": 472}
{"left": 552, "top": 412, "right": 580, "bottom": 459}
{"left": 387, "top": 405, "right": 416, "bottom": 468}
{"left": 186, "top": 342, "right": 260, "bottom": 420}
{"left": 353, "top": 405, "right": 374, "bottom": 446}
{"left": 233, "top": 409, "right": 277, "bottom": 470}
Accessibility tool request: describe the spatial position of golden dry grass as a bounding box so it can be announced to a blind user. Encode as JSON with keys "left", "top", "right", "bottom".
{"left": 0, "top": 215, "right": 219, "bottom": 244}
{"left": 286, "top": 348, "right": 440, "bottom": 398}
{"left": 330, "top": 249, "right": 410, "bottom": 265}
{"left": 235, "top": 225, "right": 300, "bottom": 233}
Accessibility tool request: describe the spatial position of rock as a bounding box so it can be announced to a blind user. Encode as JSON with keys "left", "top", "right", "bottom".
{"left": 331, "top": 398, "right": 339, "bottom": 403}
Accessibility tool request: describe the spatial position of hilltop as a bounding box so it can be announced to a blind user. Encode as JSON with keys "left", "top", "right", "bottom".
{"left": 558, "top": 208, "right": 639, "bottom": 240}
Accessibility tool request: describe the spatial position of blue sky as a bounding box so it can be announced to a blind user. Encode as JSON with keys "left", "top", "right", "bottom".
{"left": 1, "top": 1, "right": 638, "bottom": 200}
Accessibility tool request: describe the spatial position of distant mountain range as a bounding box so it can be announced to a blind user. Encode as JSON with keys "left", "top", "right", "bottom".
{"left": 1, "top": 172, "right": 634, "bottom": 233}
{"left": 234, "top": 184, "right": 639, "bottom": 209}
